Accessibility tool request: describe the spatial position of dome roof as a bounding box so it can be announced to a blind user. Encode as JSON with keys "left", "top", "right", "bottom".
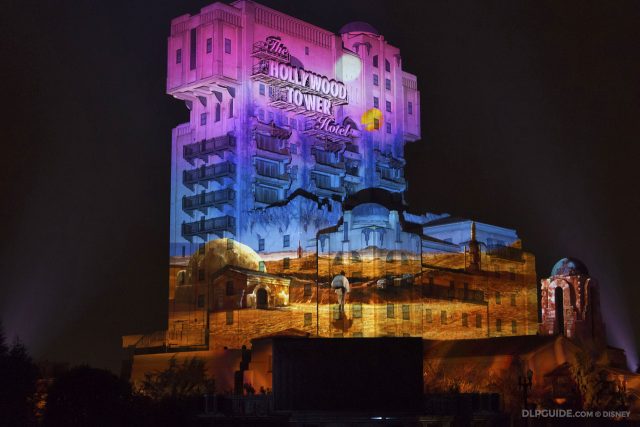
{"left": 351, "top": 203, "right": 390, "bottom": 227}
{"left": 551, "top": 258, "right": 589, "bottom": 277}
{"left": 189, "top": 238, "right": 265, "bottom": 276}
{"left": 339, "top": 21, "right": 380, "bottom": 36}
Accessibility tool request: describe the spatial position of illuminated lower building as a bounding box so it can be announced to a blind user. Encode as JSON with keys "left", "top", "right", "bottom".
{"left": 122, "top": 1, "right": 640, "bottom": 414}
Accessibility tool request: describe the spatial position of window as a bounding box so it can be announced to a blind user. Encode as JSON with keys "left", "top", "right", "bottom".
{"left": 206, "top": 37, "right": 212, "bottom": 53}
{"left": 385, "top": 59, "right": 391, "bottom": 72}
{"left": 258, "top": 238, "right": 265, "bottom": 252}
{"left": 283, "top": 257, "right": 290, "bottom": 269}
{"left": 256, "top": 159, "right": 278, "bottom": 178}
{"left": 511, "top": 294, "right": 516, "bottom": 306}
{"left": 386, "top": 101, "right": 392, "bottom": 112}
{"left": 258, "top": 261, "right": 265, "bottom": 272}
{"left": 496, "top": 291, "right": 501, "bottom": 305}
{"left": 259, "top": 84, "right": 265, "bottom": 96}
{"left": 224, "top": 38, "right": 231, "bottom": 54}
{"left": 352, "top": 303, "right": 362, "bottom": 318}
{"left": 385, "top": 78, "right": 391, "bottom": 90}
{"left": 512, "top": 320, "right": 517, "bottom": 334}
{"left": 198, "top": 269, "right": 205, "bottom": 281}
{"left": 449, "top": 280, "right": 455, "bottom": 298}
{"left": 200, "top": 113, "right": 207, "bottom": 126}
{"left": 305, "top": 46, "right": 309, "bottom": 55}
{"left": 408, "top": 101, "right": 413, "bottom": 115}
{"left": 289, "top": 117, "right": 297, "bottom": 130}
{"left": 255, "top": 184, "right": 278, "bottom": 204}
{"left": 440, "top": 310, "right": 447, "bottom": 325}
{"left": 496, "top": 318, "right": 502, "bottom": 332}
{"left": 304, "top": 312, "right": 312, "bottom": 326}
{"left": 463, "top": 282, "right": 469, "bottom": 299}
{"left": 226, "top": 311, "right": 234, "bottom": 325}
{"left": 373, "top": 55, "right": 378, "bottom": 68}
{"left": 304, "top": 283, "right": 312, "bottom": 297}
{"left": 181, "top": 246, "right": 186, "bottom": 257}
{"left": 176, "top": 48, "right": 182, "bottom": 64}
{"left": 373, "top": 74, "right": 379, "bottom": 86}
{"left": 387, "top": 303, "right": 395, "bottom": 319}
{"left": 229, "top": 99, "right": 234, "bottom": 118}
{"left": 476, "top": 314, "right": 482, "bottom": 328}
{"left": 258, "top": 109, "right": 265, "bottom": 121}
{"left": 283, "top": 234, "right": 290, "bottom": 248}
{"left": 215, "top": 103, "right": 221, "bottom": 122}
{"left": 462, "top": 313, "right": 468, "bottom": 327}
{"left": 190, "top": 29, "right": 197, "bottom": 70}
{"left": 373, "top": 117, "right": 380, "bottom": 130}
{"left": 227, "top": 238, "right": 233, "bottom": 250}
{"left": 290, "top": 144, "right": 297, "bottom": 154}
{"left": 373, "top": 97, "right": 379, "bottom": 108}
{"left": 226, "top": 280, "right": 234, "bottom": 296}
{"left": 197, "top": 294, "right": 205, "bottom": 308}
{"left": 425, "top": 309, "right": 433, "bottom": 323}
{"left": 268, "top": 111, "right": 274, "bottom": 122}
{"left": 386, "top": 122, "right": 391, "bottom": 134}
{"left": 402, "top": 305, "right": 410, "bottom": 321}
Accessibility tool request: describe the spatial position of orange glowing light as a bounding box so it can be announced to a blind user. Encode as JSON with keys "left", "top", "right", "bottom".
{"left": 361, "top": 108, "right": 383, "bottom": 131}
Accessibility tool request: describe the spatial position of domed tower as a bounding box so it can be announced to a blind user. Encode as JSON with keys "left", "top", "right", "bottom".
{"left": 540, "top": 258, "right": 605, "bottom": 348}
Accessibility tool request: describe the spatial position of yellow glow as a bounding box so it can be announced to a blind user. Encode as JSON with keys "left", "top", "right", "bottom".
{"left": 361, "top": 108, "right": 383, "bottom": 131}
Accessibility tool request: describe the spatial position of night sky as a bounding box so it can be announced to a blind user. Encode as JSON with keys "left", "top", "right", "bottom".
{"left": 1, "top": 0, "right": 639, "bottom": 373}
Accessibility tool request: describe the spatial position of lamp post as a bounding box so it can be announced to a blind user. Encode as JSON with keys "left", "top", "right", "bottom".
{"left": 518, "top": 369, "right": 534, "bottom": 410}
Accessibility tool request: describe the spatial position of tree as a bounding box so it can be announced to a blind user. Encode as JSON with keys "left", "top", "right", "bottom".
{"left": 43, "top": 365, "right": 133, "bottom": 427}
{"left": 571, "top": 349, "right": 628, "bottom": 411}
{"left": 0, "top": 321, "right": 39, "bottom": 426}
{"left": 140, "top": 356, "right": 214, "bottom": 399}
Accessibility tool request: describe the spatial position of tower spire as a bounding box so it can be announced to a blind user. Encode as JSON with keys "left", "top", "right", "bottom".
{"left": 468, "top": 221, "right": 481, "bottom": 272}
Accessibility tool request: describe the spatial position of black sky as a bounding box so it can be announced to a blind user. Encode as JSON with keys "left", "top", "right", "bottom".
{"left": 1, "top": 0, "right": 639, "bottom": 373}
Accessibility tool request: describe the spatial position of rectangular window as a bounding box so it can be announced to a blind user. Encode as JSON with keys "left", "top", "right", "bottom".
{"left": 200, "top": 113, "right": 207, "bottom": 126}
{"left": 386, "top": 122, "right": 391, "bottom": 134}
{"left": 385, "top": 59, "right": 391, "bottom": 72}
{"left": 283, "top": 234, "right": 290, "bottom": 248}
{"left": 463, "top": 282, "right": 469, "bottom": 299}
{"left": 385, "top": 78, "right": 391, "bottom": 90}
{"left": 386, "top": 101, "right": 392, "bottom": 112}
{"left": 256, "top": 159, "right": 279, "bottom": 178}
{"left": 224, "top": 38, "right": 231, "bottom": 54}
{"left": 268, "top": 111, "right": 274, "bottom": 122}
{"left": 198, "top": 269, "right": 205, "bottom": 281}
{"left": 304, "top": 283, "right": 312, "bottom": 297}
{"left": 226, "top": 280, "right": 234, "bottom": 296}
{"left": 190, "top": 28, "right": 197, "bottom": 70}
{"left": 511, "top": 294, "right": 516, "bottom": 306}
{"left": 440, "top": 310, "right": 447, "bottom": 325}
{"left": 226, "top": 311, "right": 234, "bottom": 325}
{"left": 462, "top": 313, "right": 468, "bottom": 327}
{"left": 305, "top": 46, "right": 309, "bottom": 55}
{"left": 512, "top": 320, "right": 517, "bottom": 334}
{"left": 283, "top": 257, "right": 290, "bottom": 269}
{"left": 255, "top": 185, "right": 278, "bottom": 204}
{"left": 227, "top": 238, "right": 233, "bottom": 250}
{"left": 373, "top": 55, "right": 378, "bottom": 68}
{"left": 289, "top": 117, "right": 297, "bottom": 130}
{"left": 258, "top": 238, "right": 265, "bottom": 252}
{"left": 258, "top": 261, "right": 265, "bottom": 272}
{"left": 425, "top": 309, "right": 433, "bottom": 323}
{"left": 476, "top": 314, "right": 482, "bottom": 328}
{"left": 496, "top": 291, "right": 501, "bottom": 305}
{"left": 229, "top": 99, "right": 233, "bottom": 118}
{"left": 408, "top": 101, "right": 413, "bottom": 115}
{"left": 206, "top": 37, "right": 212, "bottom": 53}
{"left": 373, "top": 117, "right": 380, "bottom": 130}
{"left": 215, "top": 103, "right": 221, "bottom": 122}
{"left": 304, "top": 312, "right": 312, "bottom": 326}
{"left": 387, "top": 303, "right": 395, "bottom": 319}
{"left": 258, "top": 109, "right": 265, "bottom": 121}
{"left": 373, "top": 97, "right": 379, "bottom": 108}
{"left": 259, "top": 84, "right": 265, "bottom": 96}
{"left": 290, "top": 144, "right": 297, "bottom": 154}
{"left": 352, "top": 303, "right": 362, "bottom": 319}
{"left": 402, "top": 304, "right": 410, "bottom": 321}
{"left": 176, "top": 48, "right": 182, "bottom": 64}
{"left": 496, "top": 318, "right": 502, "bottom": 332}
{"left": 197, "top": 294, "right": 205, "bottom": 308}
{"left": 373, "top": 74, "right": 379, "bottom": 86}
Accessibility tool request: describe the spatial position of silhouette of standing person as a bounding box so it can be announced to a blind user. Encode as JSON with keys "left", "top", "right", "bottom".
{"left": 331, "top": 270, "right": 350, "bottom": 313}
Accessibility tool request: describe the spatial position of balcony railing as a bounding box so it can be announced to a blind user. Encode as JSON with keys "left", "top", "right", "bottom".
{"left": 183, "top": 161, "right": 236, "bottom": 190}
{"left": 182, "top": 189, "right": 235, "bottom": 215}
{"left": 182, "top": 215, "right": 236, "bottom": 241}
{"left": 255, "top": 136, "right": 290, "bottom": 160}
{"left": 421, "top": 283, "right": 486, "bottom": 304}
{"left": 183, "top": 135, "right": 235, "bottom": 165}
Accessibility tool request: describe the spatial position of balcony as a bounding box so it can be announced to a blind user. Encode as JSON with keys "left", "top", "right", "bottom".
{"left": 182, "top": 189, "right": 235, "bottom": 216}
{"left": 183, "top": 161, "right": 236, "bottom": 191}
{"left": 344, "top": 165, "right": 361, "bottom": 184}
{"left": 255, "top": 135, "right": 290, "bottom": 161}
{"left": 182, "top": 215, "right": 236, "bottom": 241}
{"left": 255, "top": 170, "right": 291, "bottom": 188}
{"left": 183, "top": 134, "right": 235, "bottom": 165}
{"left": 343, "top": 143, "right": 362, "bottom": 160}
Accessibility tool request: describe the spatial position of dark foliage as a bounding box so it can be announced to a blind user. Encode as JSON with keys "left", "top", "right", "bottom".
{"left": 0, "top": 320, "right": 39, "bottom": 427}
